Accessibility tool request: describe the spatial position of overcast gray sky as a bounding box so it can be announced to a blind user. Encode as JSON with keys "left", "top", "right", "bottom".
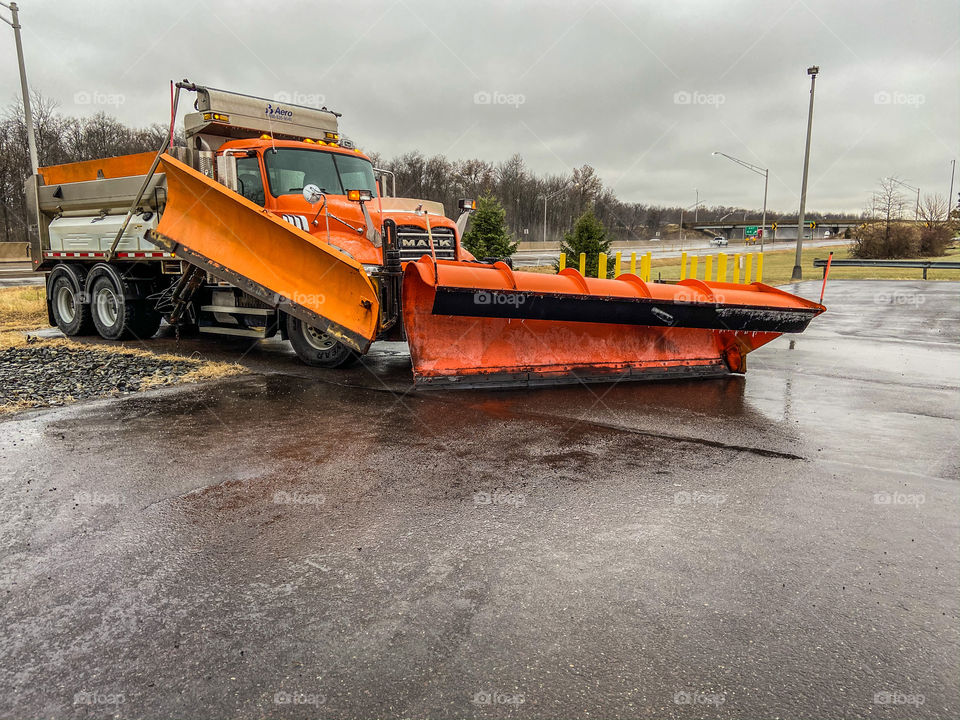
{"left": 2, "top": 0, "right": 957, "bottom": 213}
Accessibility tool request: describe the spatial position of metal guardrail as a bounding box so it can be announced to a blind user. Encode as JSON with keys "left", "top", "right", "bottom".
{"left": 813, "top": 258, "right": 960, "bottom": 280}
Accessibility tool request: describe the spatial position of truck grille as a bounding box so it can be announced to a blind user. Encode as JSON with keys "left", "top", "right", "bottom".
{"left": 396, "top": 225, "right": 456, "bottom": 261}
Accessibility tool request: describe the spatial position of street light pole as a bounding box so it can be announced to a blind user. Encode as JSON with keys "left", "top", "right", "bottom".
{"left": 948, "top": 159, "right": 956, "bottom": 221}
{"left": 792, "top": 65, "right": 819, "bottom": 282}
{"left": 1, "top": 2, "right": 39, "bottom": 173}
{"left": 679, "top": 199, "right": 702, "bottom": 245}
{"left": 542, "top": 195, "right": 547, "bottom": 244}
{"left": 760, "top": 168, "right": 768, "bottom": 251}
{"left": 538, "top": 181, "right": 577, "bottom": 245}
{"left": 712, "top": 151, "right": 769, "bottom": 252}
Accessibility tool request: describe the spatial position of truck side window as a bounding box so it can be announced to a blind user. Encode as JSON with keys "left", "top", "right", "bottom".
{"left": 236, "top": 156, "right": 265, "bottom": 206}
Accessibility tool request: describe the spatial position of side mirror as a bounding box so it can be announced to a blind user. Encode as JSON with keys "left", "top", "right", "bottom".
{"left": 302, "top": 184, "right": 324, "bottom": 205}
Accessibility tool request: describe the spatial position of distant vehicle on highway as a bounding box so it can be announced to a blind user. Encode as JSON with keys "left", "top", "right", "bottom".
{"left": 648, "top": 237, "right": 661, "bottom": 242}
{"left": 711, "top": 236, "right": 728, "bottom": 247}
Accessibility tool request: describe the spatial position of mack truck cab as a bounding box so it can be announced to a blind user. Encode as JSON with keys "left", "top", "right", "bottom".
{"left": 27, "top": 83, "right": 475, "bottom": 368}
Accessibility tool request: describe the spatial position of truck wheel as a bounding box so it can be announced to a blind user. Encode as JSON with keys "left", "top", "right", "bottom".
{"left": 90, "top": 274, "right": 137, "bottom": 340}
{"left": 286, "top": 315, "right": 359, "bottom": 368}
{"left": 50, "top": 274, "right": 94, "bottom": 336}
{"left": 131, "top": 303, "right": 163, "bottom": 339}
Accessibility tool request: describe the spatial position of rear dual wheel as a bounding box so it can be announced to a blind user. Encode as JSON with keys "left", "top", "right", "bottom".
{"left": 286, "top": 314, "right": 359, "bottom": 368}
{"left": 50, "top": 274, "right": 94, "bottom": 336}
{"left": 89, "top": 272, "right": 162, "bottom": 341}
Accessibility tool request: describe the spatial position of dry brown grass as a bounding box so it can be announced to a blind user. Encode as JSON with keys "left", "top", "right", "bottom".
{"left": 0, "top": 286, "right": 48, "bottom": 331}
{"left": 138, "top": 357, "right": 246, "bottom": 389}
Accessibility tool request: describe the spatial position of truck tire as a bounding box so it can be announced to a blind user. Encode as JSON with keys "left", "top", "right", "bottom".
{"left": 131, "top": 303, "right": 163, "bottom": 340}
{"left": 89, "top": 274, "right": 138, "bottom": 340}
{"left": 49, "top": 273, "right": 94, "bottom": 336}
{"left": 286, "top": 315, "right": 359, "bottom": 368}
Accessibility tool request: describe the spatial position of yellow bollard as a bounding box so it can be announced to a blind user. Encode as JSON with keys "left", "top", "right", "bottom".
{"left": 579, "top": 252, "right": 586, "bottom": 275}
{"left": 614, "top": 251, "right": 622, "bottom": 277}
{"left": 689, "top": 255, "right": 699, "bottom": 280}
{"left": 629, "top": 251, "right": 637, "bottom": 276}
{"left": 744, "top": 253, "right": 753, "bottom": 283}
{"left": 558, "top": 252, "right": 566, "bottom": 272}
{"left": 705, "top": 255, "right": 713, "bottom": 282}
{"left": 644, "top": 252, "right": 652, "bottom": 281}
{"left": 680, "top": 252, "right": 687, "bottom": 280}
{"left": 718, "top": 253, "right": 728, "bottom": 282}
{"left": 733, "top": 253, "right": 742, "bottom": 283}
{"left": 756, "top": 253, "right": 764, "bottom": 283}
{"left": 598, "top": 253, "right": 607, "bottom": 278}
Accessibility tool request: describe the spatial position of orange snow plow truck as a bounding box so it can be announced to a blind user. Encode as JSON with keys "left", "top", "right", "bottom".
{"left": 26, "top": 81, "right": 824, "bottom": 388}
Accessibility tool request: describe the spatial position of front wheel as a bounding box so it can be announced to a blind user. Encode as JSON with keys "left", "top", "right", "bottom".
{"left": 286, "top": 315, "right": 359, "bottom": 368}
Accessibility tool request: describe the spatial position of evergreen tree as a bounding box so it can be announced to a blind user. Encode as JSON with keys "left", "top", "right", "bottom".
{"left": 462, "top": 193, "right": 517, "bottom": 259}
{"left": 558, "top": 205, "right": 611, "bottom": 277}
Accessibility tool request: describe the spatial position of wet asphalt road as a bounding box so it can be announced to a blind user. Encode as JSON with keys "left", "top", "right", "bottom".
{"left": 1, "top": 280, "right": 958, "bottom": 719}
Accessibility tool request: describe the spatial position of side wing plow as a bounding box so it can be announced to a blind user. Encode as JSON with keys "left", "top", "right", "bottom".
{"left": 147, "top": 154, "right": 379, "bottom": 352}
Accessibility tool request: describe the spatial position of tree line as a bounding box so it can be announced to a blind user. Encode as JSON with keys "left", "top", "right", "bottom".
{"left": 0, "top": 97, "right": 170, "bottom": 243}
{"left": 1, "top": 97, "right": 864, "bottom": 244}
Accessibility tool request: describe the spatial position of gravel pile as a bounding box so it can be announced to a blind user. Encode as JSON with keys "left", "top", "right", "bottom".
{"left": 0, "top": 340, "right": 204, "bottom": 411}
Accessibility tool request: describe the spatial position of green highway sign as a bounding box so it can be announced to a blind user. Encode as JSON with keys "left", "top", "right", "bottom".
{"left": 745, "top": 225, "right": 758, "bottom": 235}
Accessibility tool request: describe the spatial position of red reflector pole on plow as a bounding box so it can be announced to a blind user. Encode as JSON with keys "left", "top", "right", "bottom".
{"left": 401, "top": 258, "right": 825, "bottom": 389}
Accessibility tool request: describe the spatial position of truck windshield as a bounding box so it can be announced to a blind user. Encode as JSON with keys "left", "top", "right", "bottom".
{"left": 263, "top": 148, "right": 377, "bottom": 198}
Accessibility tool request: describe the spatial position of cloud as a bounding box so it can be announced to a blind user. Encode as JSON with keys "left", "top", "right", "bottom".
{"left": 3, "top": 0, "right": 957, "bottom": 212}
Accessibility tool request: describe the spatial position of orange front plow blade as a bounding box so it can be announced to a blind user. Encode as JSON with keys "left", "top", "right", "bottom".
{"left": 401, "top": 258, "right": 824, "bottom": 388}
{"left": 148, "top": 154, "right": 379, "bottom": 352}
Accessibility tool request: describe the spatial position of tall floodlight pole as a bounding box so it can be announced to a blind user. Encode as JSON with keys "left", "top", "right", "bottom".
{"left": 792, "top": 65, "right": 819, "bottom": 282}
{"left": 712, "top": 151, "right": 769, "bottom": 252}
{"left": 1, "top": 2, "right": 39, "bottom": 173}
